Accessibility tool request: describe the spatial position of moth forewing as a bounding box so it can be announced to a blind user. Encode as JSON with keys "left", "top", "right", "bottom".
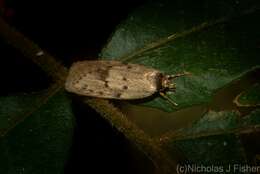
{"left": 65, "top": 60, "right": 163, "bottom": 100}
{"left": 65, "top": 60, "right": 189, "bottom": 107}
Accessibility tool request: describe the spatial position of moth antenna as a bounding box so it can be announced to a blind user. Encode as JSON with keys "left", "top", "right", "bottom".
{"left": 159, "top": 92, "right": 178, "bottom": 107}
{"left": 168, "top": 72, "right": 192, "bottom": 80}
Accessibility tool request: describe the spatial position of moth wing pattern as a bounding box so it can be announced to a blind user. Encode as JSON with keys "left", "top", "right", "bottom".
{"left": 65, "top": 60, "right": 162, "bottom": 99}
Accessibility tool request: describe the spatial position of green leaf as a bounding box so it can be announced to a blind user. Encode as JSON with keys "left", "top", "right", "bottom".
{"left": 0, "top": 90, "right": 75, "bottom": 174}
{"left": 100, "top": 0, "right": 260, "bottom": 168}
{"left": 167, "top": 109, "right": 260, "bottom": 140}
{"left": 101, "top": 0, "right": 260, "bottom": 112}
{"left": 184, "top": 110, "right": 240, "bottom": 133}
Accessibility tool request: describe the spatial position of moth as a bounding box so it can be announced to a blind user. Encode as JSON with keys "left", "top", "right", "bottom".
{"left": 65, "top": 60, "right": 189, "bottom": 106}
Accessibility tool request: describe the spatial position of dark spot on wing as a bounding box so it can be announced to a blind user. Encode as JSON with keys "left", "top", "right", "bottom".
{"left": 127, "top": 65, "right": 132, "bottom": 69}
{"left": 104, "top": 81, "right": 109, "bottom": 87}
{"left": 122, "top": 77, "right": 127, "bottom": 81}
{"left": 99, "top": 91, "right": 103, "bottom": 95}
{"left": 122, "top": 85, "right": 128, "bottom": 90}
{"left": 89, "top": 89, "right": 94, "bottom": 93}
{"left": 82, "top": 84, "right": 88, "bottom": 90}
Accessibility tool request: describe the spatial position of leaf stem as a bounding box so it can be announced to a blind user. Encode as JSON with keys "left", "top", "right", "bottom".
{"left": 0, "top": 18, "right": 68, "bottom": 83}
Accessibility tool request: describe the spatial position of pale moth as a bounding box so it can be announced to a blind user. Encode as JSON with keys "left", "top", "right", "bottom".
{"left": 65, "top": 60, "right": 189, "bottom": 107}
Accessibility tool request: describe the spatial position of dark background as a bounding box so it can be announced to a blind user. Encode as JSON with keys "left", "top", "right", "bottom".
{"left": 0, "top": 0, "right": 155, "bottom": 173}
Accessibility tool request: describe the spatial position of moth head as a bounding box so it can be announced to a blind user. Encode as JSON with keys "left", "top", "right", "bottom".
{"left": 161, "top": 72, "right": 191, "bottom": 92}
{"left": 161, "top": 75, "right": 176, "bottom": 92}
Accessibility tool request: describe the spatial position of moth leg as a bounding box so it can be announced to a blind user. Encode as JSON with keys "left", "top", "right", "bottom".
{"left": 159, "top": 92, "right": 178, "bottom": 106}
{"left": 168, "top": 72, "right": 191, "bottom": 79}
